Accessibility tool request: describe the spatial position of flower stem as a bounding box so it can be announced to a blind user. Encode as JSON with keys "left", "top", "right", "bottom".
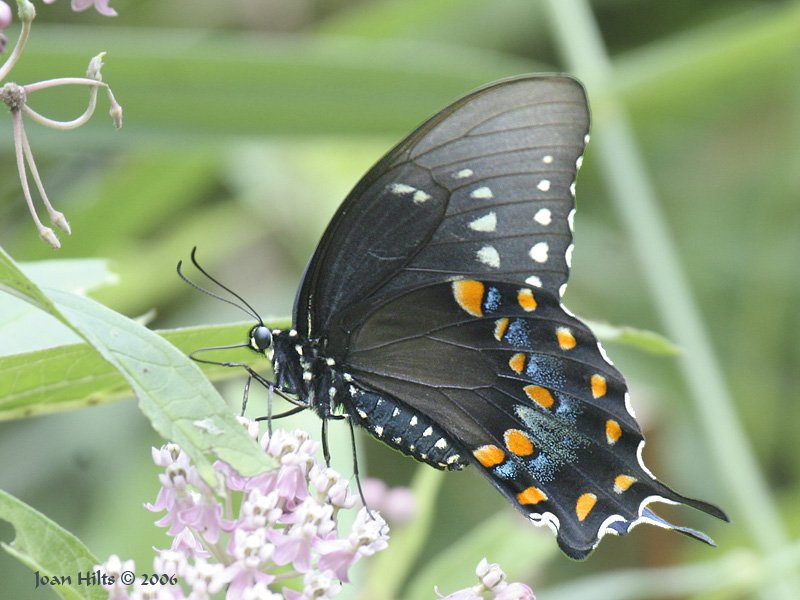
{"left": 19, "top": 120, "right": 70, "bottom": 234}
{"left": 22, "top": 83, "right": 99, "bottom": 130}
{"left": 0, "top": 10, "right": 31, "bottom": 81}
{"left": 23, "top": 76, "right": 109, "bottom": 92}
{"left": 12, "top": 110, "right": 59, "bottom": 248}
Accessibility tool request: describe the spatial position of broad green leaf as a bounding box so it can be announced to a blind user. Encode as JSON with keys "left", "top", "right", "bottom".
{"left": 0, "top": 248, "right": 57, "bottom": 315}
{"left": 0, "top": 258, "right": 116, "bottom": 356}
{"left": 0, "top": 247, "right": 274, "bottom": 486}
{"left": 0, "top": 323, "right": 275, "bottom": 421}
{"left": 0, "top": 489, "right": 104, "bottom": 600}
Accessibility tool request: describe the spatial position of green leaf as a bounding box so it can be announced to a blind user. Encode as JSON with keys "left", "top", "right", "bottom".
{"left": 0, "top": 258, "right": 116, "bottom": 356}
{"left": 0, "top": 247, "right": 274, "bottom": 486}
{"left": 0, "top": 489, "right": 104, "bottom": 600}
{"left": 587, "top": 319, "right": 681, "bottom": 355}
{"left": 0, "top": 323, "right": 277, "bottom": 422}
{"left": 0, "top": 247, "right": 58, "bottom": 316}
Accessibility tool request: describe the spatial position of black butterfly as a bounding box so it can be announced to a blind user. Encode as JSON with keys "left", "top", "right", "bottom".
{"left": 195, "top": 74, "right": 728, "bottom": 559}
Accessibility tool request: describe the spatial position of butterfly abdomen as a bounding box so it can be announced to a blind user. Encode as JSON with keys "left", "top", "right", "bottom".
{"left": 345, "top": 385, "right": 469, "bottom": 470}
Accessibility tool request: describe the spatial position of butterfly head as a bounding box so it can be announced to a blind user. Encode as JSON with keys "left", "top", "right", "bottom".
{"left": 248, "top": 324, "right": 273, "bottom": 355}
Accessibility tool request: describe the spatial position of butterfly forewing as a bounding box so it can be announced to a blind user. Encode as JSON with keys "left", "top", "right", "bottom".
{"left": 295, "top": 75, "right": 588, "bottom": 339}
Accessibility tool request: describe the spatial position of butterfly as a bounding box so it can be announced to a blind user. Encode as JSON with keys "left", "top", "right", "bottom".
{"left": 192, "top": 74, "right": 727, "bottom": 559}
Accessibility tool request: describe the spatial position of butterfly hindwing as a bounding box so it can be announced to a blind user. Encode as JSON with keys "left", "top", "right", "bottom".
{"left": 338, "top": 279, "right": 725, "bottom": 559}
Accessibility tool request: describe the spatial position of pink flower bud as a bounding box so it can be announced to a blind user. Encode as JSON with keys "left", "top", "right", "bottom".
{"left": 0, "top": 2, "right": 12, "bottom": 31}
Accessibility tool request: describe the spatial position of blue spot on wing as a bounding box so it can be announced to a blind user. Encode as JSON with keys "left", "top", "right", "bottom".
{"left": 526, "top": 353, "right": 565, "bottom": 388}
{"left": 505, "top": 319, "right": 532, "bottom": 349}
{"left": 483, "top": 286, "right": 501, "bottom": 313}
{"left": 529, "top": 453, "right": 557, "bottom": 482}
{"left": 495, "top": 460, "right": 518, "bottom": 480}
{"left": 554, "top": 392, "right": 579, "bottom": 422}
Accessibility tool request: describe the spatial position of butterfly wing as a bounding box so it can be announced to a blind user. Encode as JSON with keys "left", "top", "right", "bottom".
{"left": 337, "top": 279, "right": 727, "bottom": 559}
{"left": 294, "top": 74, "right": 588, "bottom": 339}
{"left": 278, "top": 74, "right": 726, "bottom": 559}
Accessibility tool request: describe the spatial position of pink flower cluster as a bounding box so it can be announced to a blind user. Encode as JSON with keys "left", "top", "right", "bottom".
{"left": 438, "top": 558, "right": 536, "bottom": 600}
{"left": 97, "top": 423, "right": 390, "bottom": 599}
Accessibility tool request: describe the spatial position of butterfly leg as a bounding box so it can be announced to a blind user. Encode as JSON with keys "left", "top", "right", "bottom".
{"left": 222, "top": 360, "right": 307, "bottom": 410}
{"left": 347, "top": 416, "right": 375, "bottom": 518}
{"left": 241, "top": 375, "right": 251, "bottom": 416}
{"left": 321, "top": 417, "right": 332, "bottom": 467}
{"left": 321, "top": 415, "right": 375, "bottom": 517}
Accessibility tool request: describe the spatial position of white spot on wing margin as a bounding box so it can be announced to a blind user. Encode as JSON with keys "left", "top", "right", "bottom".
{"left": 529, "top": 242, "right": 549, "bottom": 263}
{"left": 534, "top": 208, "right": 552, "bottom": 226}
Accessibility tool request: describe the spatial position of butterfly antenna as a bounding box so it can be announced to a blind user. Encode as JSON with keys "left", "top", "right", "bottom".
{"left": 176, "top": 246, "right": 262, "bottom": 323}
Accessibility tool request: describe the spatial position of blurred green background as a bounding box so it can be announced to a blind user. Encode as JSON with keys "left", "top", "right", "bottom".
{"left": 1, "top": 0, "right": 799, "bottom": 598}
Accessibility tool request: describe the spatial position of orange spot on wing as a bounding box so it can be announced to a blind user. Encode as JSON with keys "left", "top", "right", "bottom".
{"left": 504, "top": 429, "right": 534, "bottom": 456}
{"left": 523, "top": 385, "right": 554, "bottom": 409}
{"left": 517, "top": 288, "right": 537, "bottom": 312}
{"left": 591, "top": 374, "right": 607, "bottom": 399}
{"left": 508, "top": 353, "right": 526, "bottom": 374}
{"left": 494, "top": 318, "right": 509, "bottom": 341}
{"left": 473, "top": 445, "right": 505, "bottom": 467}
{"left": 605, "top": 420, "right": 622, "bottom": 444}
{"left": 518, "top": 486, "right": 547, "bottom": 505}
{"left": 556, "top": 327, "right": 576, "bottom": 350}
{"left": 614, "top": 475, "right": 636, "bottom": 493}
{"left": 576, "top": 493, "right": 597, "bottom": 521}
{"left": 452, "top": 280, "right": 485, "bottom": 317}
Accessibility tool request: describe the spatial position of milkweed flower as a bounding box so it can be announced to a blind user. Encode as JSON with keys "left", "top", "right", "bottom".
{"left": 98, "top": 425, "right": 390, "bottom": 599}
{"left": 437, "top": 558, "right": 536, "bottom": 600}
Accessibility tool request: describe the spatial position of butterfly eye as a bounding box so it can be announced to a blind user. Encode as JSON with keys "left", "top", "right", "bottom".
{"left": 249, "top": 325, "right": 273, "bottom": 353}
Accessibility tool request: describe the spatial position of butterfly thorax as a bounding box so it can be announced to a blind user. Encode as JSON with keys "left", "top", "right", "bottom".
{"left": 270, "top": 329, "right": 340, "bottom": 418}
{"left": 270, "top": 328, "right": 468, "bottom": 471}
